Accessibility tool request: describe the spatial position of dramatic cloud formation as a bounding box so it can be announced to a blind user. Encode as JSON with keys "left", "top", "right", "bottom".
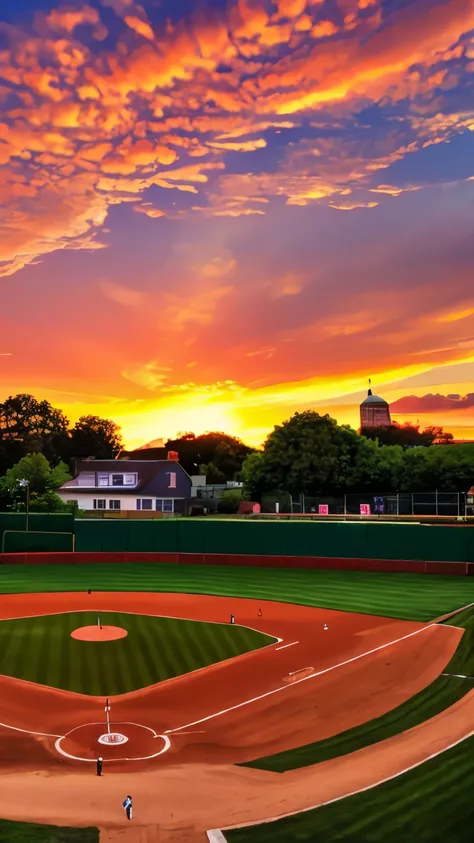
{"left": 1, "top": 0, "right": 474, "bottom": 445}
{"left": 391, "top": 393, "right": 474, "bottom": 413}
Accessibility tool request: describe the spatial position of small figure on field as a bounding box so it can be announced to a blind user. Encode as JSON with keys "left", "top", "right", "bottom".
{"left": 258, "top": 608, "right": 262, "bottom": 617}
{"left": 230, "top": 613, "right": 235, "bottom": 624}
{"left": 88, "top": 589, "right": 91, "bottom": 594}
{"left": 96, "top": 757, "right": 102, "bottom": 776}
{"left": 323, "top": 624, "right": 328, "bottom": 631}
{"left": 123, "top": 795, "right": 132, "bottom": 820}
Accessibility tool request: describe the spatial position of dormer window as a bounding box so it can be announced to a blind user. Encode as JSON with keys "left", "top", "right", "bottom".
{"left": 111, "top": 473, "right": 136, "bottom": 486}
{"left": 96, "top": 472, "right": 137, "bottom": 487}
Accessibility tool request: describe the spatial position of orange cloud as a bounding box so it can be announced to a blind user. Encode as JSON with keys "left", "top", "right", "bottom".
{"left": 311, "top": 20, "right": 338, "bottom": 39}
{"left": 207, "top": 138, "right": 267, "bottom": 152}
{"left": 0, "top": 0, "right": 473, "bottom": 282}
{"left": 123, "top": 15, "right": 154, "bottom": 41}
{"left": 133, "top": 204, "right": 165, "bottom": 218}
{"left": 44, "top": 5, "right": 100, "bottom": 33}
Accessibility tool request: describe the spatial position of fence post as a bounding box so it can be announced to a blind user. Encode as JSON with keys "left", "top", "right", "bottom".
{"left": 301, "top": 493, "right": 305, "bottom": 514}
{"left": 397, "top": 493, "right": 399, "bottom": 516}
{"left": 435, "top": 489, "right": 438, "bottom": 517}
{"left": 344, "top": 494, "right": 347, "bottom": 519}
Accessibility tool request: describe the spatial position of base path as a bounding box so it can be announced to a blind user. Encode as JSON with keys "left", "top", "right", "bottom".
{"left": 0, "top": 591, "right": 464, "bottom": 840}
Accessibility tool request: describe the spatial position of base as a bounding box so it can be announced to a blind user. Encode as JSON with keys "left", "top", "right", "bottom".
{"left": 98, "top": 732, "right": 129, "bottom": 745}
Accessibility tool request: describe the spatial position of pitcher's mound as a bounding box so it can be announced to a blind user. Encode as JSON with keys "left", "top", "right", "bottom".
{"left": 71, "top": 626, "right": 128, "bottom": 641}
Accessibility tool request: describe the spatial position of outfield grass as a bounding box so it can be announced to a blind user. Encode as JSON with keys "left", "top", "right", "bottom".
{"left": 0, "top": 819, "right": 98, "bottom": 842}
{"left": 0, "top": 610, "right": 273, "bottom": 695}
{"left": 241, "top": 608, "right": 474, "bottom": 772}
{"left": 1, "top": 564, "right": 474, "bottom": 621}
{"left": 226, "top": 733, "right": 474, "bottom": 843}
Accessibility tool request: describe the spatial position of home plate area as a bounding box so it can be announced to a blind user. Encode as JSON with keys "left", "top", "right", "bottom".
{"left": 55, "top": 722, "right": 171, "bottom": 763}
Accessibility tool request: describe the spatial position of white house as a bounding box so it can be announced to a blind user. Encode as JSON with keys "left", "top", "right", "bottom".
{"left": 58, "top": 455, "right": 192, "bottom": 514}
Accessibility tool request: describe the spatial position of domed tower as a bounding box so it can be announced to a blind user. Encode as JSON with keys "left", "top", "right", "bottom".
{"left": 360, "top": 381, "right": 391, "bottom": 429}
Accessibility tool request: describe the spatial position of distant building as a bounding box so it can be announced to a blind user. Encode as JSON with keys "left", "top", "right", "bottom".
{"left": 360, "top": 385, "right": 391, "bottom": 429}
{"left": 57, "top": 453, "right": 192, "bottom": 514}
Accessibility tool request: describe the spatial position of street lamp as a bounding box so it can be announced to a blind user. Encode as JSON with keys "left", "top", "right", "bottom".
{"left": 18, "top": 479, "right": 30, "bottom": 532}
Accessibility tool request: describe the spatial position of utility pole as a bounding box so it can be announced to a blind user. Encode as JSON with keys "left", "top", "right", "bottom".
{"left": 19, "top": 479, "right": 30, "bottom": 532}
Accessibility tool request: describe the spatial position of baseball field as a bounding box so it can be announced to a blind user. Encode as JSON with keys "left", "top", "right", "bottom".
{"left": 0, "top": 560, "right": 474, "bottom": 842}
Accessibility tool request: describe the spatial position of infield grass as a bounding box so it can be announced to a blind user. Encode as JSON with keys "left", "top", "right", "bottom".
{"left": 1, "top": 564, "right": 474, "bottom": 620}
{"left": 0, "top": 611, "right": 273, "bottom": 695}
{"left": 241, "top": 607, "right": 474, "bottom": 772}
{"left": 0, "top": 819, "right": 98, "bottom": 842}
{"left": 225, "top": 733, "right": 474, "bottom": 843}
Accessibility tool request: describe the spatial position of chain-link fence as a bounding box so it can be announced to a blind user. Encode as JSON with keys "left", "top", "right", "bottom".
{"left": 263, "top": 492, "right": 466, "bottom": 517}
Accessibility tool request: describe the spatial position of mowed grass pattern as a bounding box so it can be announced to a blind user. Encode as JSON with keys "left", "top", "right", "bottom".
{"left": 241, "top": 608, "right": 474, "bottom": 772}
{"left": 1, "top": 564, "right": 474, "bottom": 620}
{"left": 0, "top": 611, "right": 273, "bottom": 695}
{"left": 226, "top": 734, "right": 474, "bottom": 843}
{"left": 0, "top": 819, "right": 98, "bottom": 842}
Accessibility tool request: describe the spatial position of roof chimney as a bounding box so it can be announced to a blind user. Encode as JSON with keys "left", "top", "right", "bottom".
{"left": 167, "top": 451, "right": 179, "bottom": 461}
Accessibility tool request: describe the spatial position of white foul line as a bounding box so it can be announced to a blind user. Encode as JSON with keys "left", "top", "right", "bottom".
{"left": 212, "top": 726, "right": 474, "bottom": 837}
{"left": 275, "top": 641, "right": 299, "bottom": 651}
{"left": 0, "top": 721, "right": 61, "bottom": 739}
{"left": 166, "top": 622, "right": 436, "bottom": 734}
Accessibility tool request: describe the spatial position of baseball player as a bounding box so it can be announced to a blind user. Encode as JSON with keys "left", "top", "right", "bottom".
{"left": 230, "top": 613, "right": 235, "bottom": 624}
{"left": 96, "top": 757, "right": 103, "bottom": 776}
{"left": 123, "top": 795, "right": 132, "bottom": 820}
{"left": 323, "top": 624, "right": 328, "bottom": 631}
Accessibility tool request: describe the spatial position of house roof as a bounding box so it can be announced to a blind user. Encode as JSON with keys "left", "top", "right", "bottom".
{"left": 61, "top": 459, "right": 191, "bottom": 495}
{"left": 117, "top": 447, "right": 168, "bottom": 461}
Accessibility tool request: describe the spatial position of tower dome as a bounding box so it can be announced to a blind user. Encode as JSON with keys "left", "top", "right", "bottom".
{"left": 360, "top": 384, "right": 391, "bottom": 429}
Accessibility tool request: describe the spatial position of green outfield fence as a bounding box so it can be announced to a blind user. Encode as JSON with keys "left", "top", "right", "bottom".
{"left": 0, "top": 515, "right": 474, "bottom": 572}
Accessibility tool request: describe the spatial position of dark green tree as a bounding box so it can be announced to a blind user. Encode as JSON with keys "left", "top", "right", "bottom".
{"left": 0, "top": 453, "right": 72, "bottom": 512}
{"left": 68, "top": 415, "right": 123, "bottom": 460}
{"left": 352, "top": 438, "right": 405, "bottom": 491}
{"left": 241, "top": 452, "right": 266, "bottom": 500}
{"left": 361, "top": 422, "right": 453, "bottom": 448}
{"left": 164, "top": 432, "right": 253, "bottom": 480}
{"left": 0, "top": 453, "right": 71, "bottom": 496}
{"left": 0, "top": 393, "right": 69, "bottom": 472}
{"left": 260, "top": 411, "right": 365, "bottom": 496}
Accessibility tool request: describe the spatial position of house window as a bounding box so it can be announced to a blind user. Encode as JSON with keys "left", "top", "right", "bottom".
{"left": 109, "top": 500, "right": 121, "bottom": 510}
{"left": 167, "top": 472, "right": 177, "bottom": 489}
{"left": 93, "top": 499, "right": 106, "bottom": 510}
{"left": 111, "top": 473, "right": 136, "bottom": 486}
{"left": 156, "top": 499, "right": 174, "bottom": 513}
{"left": 136, "top": 499, "right": 152, "bottom": 510}
{"left": 97, "top": 473, "right": 109, "bottom": 487}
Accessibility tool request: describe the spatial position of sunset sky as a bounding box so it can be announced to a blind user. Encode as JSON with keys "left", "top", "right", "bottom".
{"left": 1, "top": 0, "right": 474, "bottom": 448}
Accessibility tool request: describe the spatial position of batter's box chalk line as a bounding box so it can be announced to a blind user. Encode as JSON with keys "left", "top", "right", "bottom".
{"left": 54, "top": 721, "right": 171, "bottom": 762}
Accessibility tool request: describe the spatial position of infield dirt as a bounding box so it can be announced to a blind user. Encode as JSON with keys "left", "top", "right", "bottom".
{"left": 0, "top": 591, "right": 464, "bottom": 841}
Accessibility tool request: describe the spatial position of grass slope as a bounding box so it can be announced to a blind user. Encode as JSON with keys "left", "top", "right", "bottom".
{"left": 241, "top": 607, "right": 474, "bottom": 772}
{"left": 1, "top": 564, "right": 474, "bottom": 620}
{"left": 226, "top": 734, "right": 474, "bottom": 843}
{"left": 0, "top": 611, "right": 272, "bottom": 695}
{"left": 0, "top": 819, "right": 98, "bottom": 842}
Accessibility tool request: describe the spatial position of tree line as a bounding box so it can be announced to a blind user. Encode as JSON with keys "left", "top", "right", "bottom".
{"left": 241, "top": 411, "right": 471, "bottom": 500}
{"left": 1, "top": 394, "right": 469, "bottom": 514}
{"left": 0, "top": 393, "right": 254, "bottom": 512}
